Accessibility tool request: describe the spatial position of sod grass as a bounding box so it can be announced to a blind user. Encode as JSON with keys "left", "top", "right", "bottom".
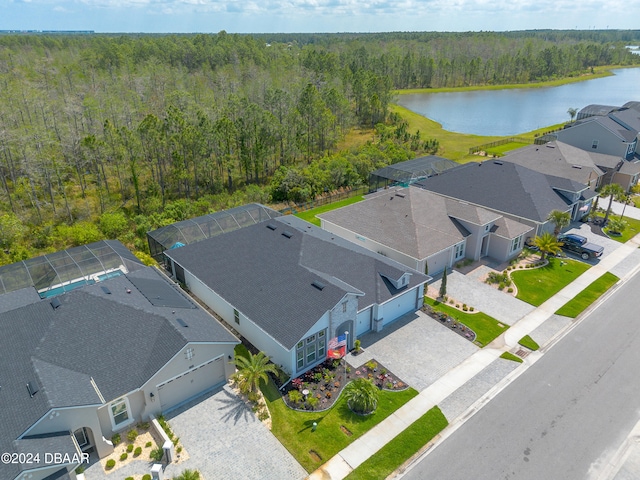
{"left": 344, "top": 406, "right": 448, "bottom": 480}
{"left": 510, "top": 257, "right": 590, "bottom": 306}
{"left": 294, "top": 195, "right": 365, "bottom": 226}
{"left": 500, "top": 352, "right": 524, "bottom": 363}
{"left": 518, "top": 335, "right": 540, "bottom": 351}
{"left": 423, "top": 297, "right": 508, "bottom": 347}
{"left": 555, "top": 272, "right": 619, "bottom": 318}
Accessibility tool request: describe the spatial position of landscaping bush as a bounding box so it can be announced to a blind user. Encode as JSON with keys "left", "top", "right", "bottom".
{"left": 137, "top": 421, "right": 150, "bottom": 430}
{"left": 126, "top": 444, "right": 134, "bottom": 453}
{"left": 143, "top": 475, "right": 152, "bottom": 480}
{"left": 150, "top": 447, "right": 164, "bottom": 461}
{"left": 508, "top": 287, "right": 514, "bottom": 293}
{"left": 486, "top": 271, "right": 511, "bottom": 286}
{"left": 127, "top": 429, "right": 138, "bottom": 442}
{"left": 134, "top": 446, "right": 142, "bottom": 457}
{"left": 119, "top": 452, "right": 128, "bottom": 461}
{"left": 111, "top": 433, "right": 121, "bottom": 445}
{"left": 145, "top": 441, "right": 153, "bottom": 448}
{"left": 106, "top": 459, "right": 116, "bottom": 470}
{"left": 125, "top": 477, "right": 134, "bottom": 480}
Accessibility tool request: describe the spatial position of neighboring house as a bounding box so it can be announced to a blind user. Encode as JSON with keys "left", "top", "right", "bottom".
{"left": 414, "top": 161, "right": 597, "bottom": 237}
{"left": 0, "top": 248, "right": 238, "bottom": 480}
{"left": 163, "top": 215, "right": 430, "bottom": 378}
{"left": 501, "top": 140, "right": 640, "bottom": 192}
{"left": 369, "top": 155, "right": 459, "bottom": 191}
{"left": 555, "top": 109, "right": 639, "bottom": 160}
{"left": 319, "top": 186, "right": 532, "bottom": 275}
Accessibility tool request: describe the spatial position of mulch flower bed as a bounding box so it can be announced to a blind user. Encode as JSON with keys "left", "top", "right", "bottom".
{"left": 277, "top": 358, "right": 407, "bottom": 411}
{"left": 422, "top": 304, "right": 477, "bottom": 342}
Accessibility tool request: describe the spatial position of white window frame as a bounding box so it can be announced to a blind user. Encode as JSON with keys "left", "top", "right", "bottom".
{"left": 592, "top": 140, "right": 599, "bottom": 149}
{"left": 185, "top": 347, "right": 194, "bottom": 360}
{"left": 511, "top": 235, "right": 523, "bottom": 253}
{"left": 109, "top": 397, "right": 133, "bottom": 431}
{"left": 454, "top": 242, "right": 465, "bottom": 260}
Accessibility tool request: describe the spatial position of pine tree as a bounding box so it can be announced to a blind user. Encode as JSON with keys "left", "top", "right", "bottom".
{"left": 439, "top": 267, "right": 447, "bottom": 298}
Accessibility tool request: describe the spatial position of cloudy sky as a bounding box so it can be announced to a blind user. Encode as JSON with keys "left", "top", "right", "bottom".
{"left": 0, "top": 0, "right": 636, "bottom": 33}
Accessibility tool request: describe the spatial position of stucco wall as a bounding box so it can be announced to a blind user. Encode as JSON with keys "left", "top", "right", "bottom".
{"left": 556, "top": 122, "right": 630, "bottom": 159}
{"left": 426, "top": 248, "right": 453, "bottom": 275}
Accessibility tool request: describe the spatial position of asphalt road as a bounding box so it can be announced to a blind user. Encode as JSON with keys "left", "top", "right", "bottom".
{"left": 401, "top": 270, "right": 640, "bottom": 480}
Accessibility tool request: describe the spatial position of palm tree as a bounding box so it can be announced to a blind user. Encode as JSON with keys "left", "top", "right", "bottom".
{"left": 173, "top": 469, "right": 200, "bottom": 480}
{"left": 344, "top": 378, "right": 379, "bottom": 414}
{"left": 607, "top": 218, "right": 628, "bottom": 235}
{"left": 599, "top": 183, "right": 626, "bottom": 225}
{"left": 567, "top": 107, "right": 578, "bottom": 123}
{"left": 232, "top": 351, "right": 277, "bottom": 395}
{"left": 534, "top": 232, "right": 562, "bottom": 260}
{"left": 546, "top": 209, "right": 571, "bottom": 237}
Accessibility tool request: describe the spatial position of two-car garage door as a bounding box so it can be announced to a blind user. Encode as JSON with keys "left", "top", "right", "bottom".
{"left": 157, "top": 356, "right": 225, "bottom": 412}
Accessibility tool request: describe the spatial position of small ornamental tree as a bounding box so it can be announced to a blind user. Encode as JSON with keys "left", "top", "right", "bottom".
{"left": 534, "top": 232, "right": 562, "bottom": 260}
{"left": 344, "top": 378, "right": 379, "bottom": 414}
{"left": 547, "top": 210, "right": 571, "bottom": 237}
{"left": 232, "top": 351, "right": 277, "bottom": 395}
{"left": 439, "top": 267, "right": 448, "bottom": 298}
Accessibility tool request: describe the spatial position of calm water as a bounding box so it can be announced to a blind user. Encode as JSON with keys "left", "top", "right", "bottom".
{"left": 396, "top": 68, "right": 640, "bottom": 136}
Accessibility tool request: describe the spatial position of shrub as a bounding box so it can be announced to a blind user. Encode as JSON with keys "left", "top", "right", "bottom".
{"left": 150, "top": 447, "right": 164, "bottom": 461}
{"left": 449, "top": 299, "right": 454, "bottom": 304}
{"left": 75, "top": 465, "right": 85, "bottom": 474}
{"left": 365, "top": 360, "right": 378, "bottom": 370}
{"left": 498, "top": 283, "right": 505, "bottom": 290}
{"left": 307, "top": 396, "right": 319, "bottom": 409}
{"left": 456, "top": 304, "right": 460, "bottom": 308}
{"left": 143, "top": 475, "right": 152, "bottom": 480}
{"left": 508, "top": 287, "right": 514, "bottom": 293}
{"left": 133, "top": 446, "right": 142, "bottom": 457}
{"left": 145, "top": 441, "right": 153, "bottom": 448}
{"left": 463, "top": 306, "right": 468, "bottom": 311}
{"left": 177, "top": 446, "right": 183, "bottom": 454}
{"left": 469, "top": 307, "right": 474, "bottom": 312}
{"left": 137, "top": 421, "right": 150, "bottom": 430}
{"left": 127, "top": 429, "right": 138, "bottom": 442}
{"left": 106, "top": 459, "right": 116, "bottom": 470}
{"left": 119, "top": 453, "right": 128, "bottom": 461}
{"left": 111, "top": 433, "right": 121, "bottom": 445}
{"left": 125, "top": 477, "right": 134, "bottom": 480}
{"left": 288, "top": 389, "right": 303, "bottom": 404}
{"left": 126, "top": 444, "right": 133, "bottom": 453}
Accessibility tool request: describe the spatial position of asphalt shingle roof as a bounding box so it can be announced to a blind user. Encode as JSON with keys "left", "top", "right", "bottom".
{"left": 415, "top": 161, "right": 586, "bottom": 223}
{"left": 165, "top": 216, "right": 429, "bottom": 350}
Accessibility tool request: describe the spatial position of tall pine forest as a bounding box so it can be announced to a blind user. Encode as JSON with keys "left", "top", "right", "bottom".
{"left": 1, "top": 30, "right": 639, "bottom": 265}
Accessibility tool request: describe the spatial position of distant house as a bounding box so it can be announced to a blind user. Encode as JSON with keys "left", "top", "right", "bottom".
{"left": 163, "top": 216, "right": 429, "bottom": 377}
{"left": 368, "top": 155, "right": 459, "bottom": 191}
{"left": 556, "top": 103, "right": 640, "bottom": 160}
{"left": 414, "top": 161, "right": 596, "bottom": 237}
{"left": 0, "top": 244, "right": 238, "bottom": 480}
{"left": 319, "top": 186, "right": 532, "bottom": 275}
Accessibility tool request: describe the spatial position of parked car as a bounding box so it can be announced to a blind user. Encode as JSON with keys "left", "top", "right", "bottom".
{"left": 557, "top": 234, "right": 604, "bottom": 260}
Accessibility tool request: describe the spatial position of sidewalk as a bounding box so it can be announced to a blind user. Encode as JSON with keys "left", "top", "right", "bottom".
{"left": 309, "top": 233, "right": 640, "bottom": 480}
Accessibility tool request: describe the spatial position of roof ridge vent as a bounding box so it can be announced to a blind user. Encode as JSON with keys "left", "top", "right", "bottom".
{"left": 282, "top": 230, "right": 293, "bottom": 239}
{"left": 50, "top": 298, "right": 62, "bottom": 310}
{"left": 311, "top": 280, "right": 325, "bottom": 291}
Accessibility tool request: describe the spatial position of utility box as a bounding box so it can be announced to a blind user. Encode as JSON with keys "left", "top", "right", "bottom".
{"left": 150, "top": 463, "right": 162, "bottom": 480}
{"left": 163, "top": 440, "right": 174, "bottom": 463}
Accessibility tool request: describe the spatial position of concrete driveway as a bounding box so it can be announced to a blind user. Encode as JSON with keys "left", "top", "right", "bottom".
{"left": 564, "top": 222, "right": 622, "bottom": 262}
{"left": 346, "top": 311, "right": 478, "bottom": 392}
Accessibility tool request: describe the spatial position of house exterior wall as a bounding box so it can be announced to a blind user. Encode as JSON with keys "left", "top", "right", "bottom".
{"left": 487, "top": 235, "right": 517, "bottom": 262}
{"left": 21, "top": 405, "right": 114, "bottom": 459}
{"left": 425, "top": 248, "right": 454, "bottom": 275}
{"left": 556, "top": 122, "right": 631, "bottom": 159}
{"left": 321, "top": 220, "right": 420, "bottom": 270}
{"left": 454, "top": 219, "right": 491, "bottom": 260}
{"left": 612, "top": 171, "right": 637, "bottom": 192}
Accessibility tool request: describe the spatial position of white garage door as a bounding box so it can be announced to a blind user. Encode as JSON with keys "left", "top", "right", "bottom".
{"left": 158, "top": 356, "right": 225, "bottom": 412}
{"left": 382, "top": 288, "right": 418, "bottom": 325}
{"left": 356, "top": 308, "right": 372, "bottom": 336}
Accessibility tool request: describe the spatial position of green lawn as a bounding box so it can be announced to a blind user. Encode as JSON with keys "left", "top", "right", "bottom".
{"left": 423, "top": 297, "right": 508, "bottom": 347}
{"left": 294, "top": 195, "right": 365, "bottom": 227}
{"left": 555, "top": 272, "right": 619, "bottom": 318}
{"left": 262, "top": 378, "right": 418, "bottom": 473}
{"left": 510, "top": 257, "right": 590, "bottom": 306}
{"left": 500, "top": 352, "right": 524, "bottom": 363}
{"left": 485, "top": 142, "right": 530, "bottom": 157}
{"left": 600, "top": 214, "right": 640, "bottom": 243}
{"left": 518, "top": 335, "right": 540, "bottom": 351}
{"left": 344, "top": 406, "right": 448, "bottom": 480}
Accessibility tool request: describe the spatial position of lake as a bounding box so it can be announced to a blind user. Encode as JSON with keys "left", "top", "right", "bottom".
{"left": 395, "top": 68, "right": 640, "bottom": 136}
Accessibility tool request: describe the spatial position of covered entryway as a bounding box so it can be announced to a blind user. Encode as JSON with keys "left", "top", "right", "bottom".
{"left": 158, "top": 356, "right": 225, "bottom": 413}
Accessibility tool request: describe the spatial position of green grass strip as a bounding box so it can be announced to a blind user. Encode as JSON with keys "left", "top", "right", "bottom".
{"left": 294, "top": 195, "right": 365, "bottom": 226}
{"left": 555, "top": 272, "right": 619, "bottom": 318}
{"left": 518, "top": 335, "right": 540, "bottom": 351}
{"left": 345, "top": 406, "right": 448, "bottom": 480}
{"left": 424, "top": 297, "right": 508, "bottom": 347}
{"left": 511, "top": 257, "right": 590, "bottom": 306}
{"left": 263, "top": 378, "right": 418, "bottom": 472}
{"left": 500, "top": 352, "right": 524, "bottom": 363}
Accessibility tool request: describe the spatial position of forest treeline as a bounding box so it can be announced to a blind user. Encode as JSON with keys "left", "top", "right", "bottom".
{"left": 0, "top": 31, "right": 639, "bottom": 265}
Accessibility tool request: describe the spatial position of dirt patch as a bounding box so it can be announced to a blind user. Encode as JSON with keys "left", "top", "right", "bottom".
{"left": 309, "top": 450, "right": 322, "bottom": 463}
{"left": 340, "top": 425, "right": 353, "bottom": 436}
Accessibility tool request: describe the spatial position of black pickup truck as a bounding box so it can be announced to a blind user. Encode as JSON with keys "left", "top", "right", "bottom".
{"left": 557, "top": 234, "right": 604, "bottom": 260}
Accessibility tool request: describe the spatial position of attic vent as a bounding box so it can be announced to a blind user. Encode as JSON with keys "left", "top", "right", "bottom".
{"left": 266, "top": 223, "right": 277, "bottom": 231}
{"left": 27, "top": 381, "right": 38, "bottom": 398}
{"left": 50, "top": 298, "right": 61, "bottom": 310}
{"left": 311, "top": 280, "right": 325, "bottom": 291}
{"left": 572, "top": 165, "right": 582, "bottom": 169}
{"left": 493, "top": 161, "right": 503, "bottom": 165}
{"left": 101, "top": 286, "right": 112, "bottom": 294}
{"left": 176, "top": 318, "right": 188, "bottom": 328}
{"left": 282, "top": 230, "right": 293, "bottom": 239}
{"left": 395, "top": 192, "right": 406, "bottom": 198}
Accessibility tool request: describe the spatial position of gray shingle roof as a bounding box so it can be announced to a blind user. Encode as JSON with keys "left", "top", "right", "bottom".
{"left": 415, "top": 161, "right": 585, "bottom": 223}
{"left": 165, "top": 216, "right": 429, "bottom": 350}
{"left": 13, "top": 432, "right": 77, "bottom": 476}
{"left": 0, "top": 266, "right": 237, "bottom": 480}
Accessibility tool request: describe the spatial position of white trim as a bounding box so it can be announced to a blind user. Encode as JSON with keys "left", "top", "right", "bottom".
{"left": 109, "top": 397, "right": 134, "bottom": 432}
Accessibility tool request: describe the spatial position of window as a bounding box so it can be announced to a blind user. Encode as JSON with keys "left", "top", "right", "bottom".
{"left": 297, "top": 350, "right": 304, "bottom": 369}
{"left": 306, "top": 345, "right": 316, "bottom": 363}
{"left": 234, "top": 309, "right": 239, "bottom": 325}
{"left": 454, "top": 242, "right": 465, "bottom": 260}
{"left": 318, "top": 338, "right": 326, "bottom": 357}
{"left": 592, "top": 140, "right": 599, "bottom": 149}
{"left": 296, "top": 329, "right": 327, "bottom": 372}
{"left": 74, "top": 428, "right": 88, "bottom": 448}
{"left": 297, "top": 341, "right": 304, "bottom": 349}
{"left": 342, "top": 302, "right": 347, "bottom": 313}
{"left": 185, "top": 347, "right": 194, "bottom": 360}
{"left": 511, "top": 236, "right": 523, "bottom": 252}
{"left": 110, "top": 398, "right": 130, "bottom": 428}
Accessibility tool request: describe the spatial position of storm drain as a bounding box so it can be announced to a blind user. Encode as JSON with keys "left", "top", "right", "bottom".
{"left": 515, "top": 348, "right": 530, "bottom": 358}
